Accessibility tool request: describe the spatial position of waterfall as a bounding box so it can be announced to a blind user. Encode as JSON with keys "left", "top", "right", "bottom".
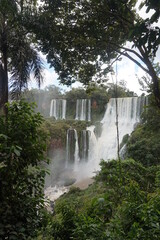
{"left": 75, "top": 99, "right": 91, "bottom": 121}
{"left": 74, "top": 130, "right": 80, "bottom": 167}
{"left": 62, "top": 99, "right": 67, "bottom": 119}
{"left": 87, "top": 125, "right": 97, "bottom": 161}
{"left": 66, "top": 128, "right": 79, "bottom": 167}
{"left": 88, "top": 99, "right": 91, "bottom": 121}
{"left": 90, "top": 96, "right": 146, "bottom": 166}
{"left": 46, "top": 96, "right": 148, "bottom": 198}
{"left": 50, "top": 99, "right": 67, "bottom": 119}
{"left": 66, "top": 128, "right": 92, "bottom": 168}
{"left": 79, "top": 130, "right": 90, "bottom": 161}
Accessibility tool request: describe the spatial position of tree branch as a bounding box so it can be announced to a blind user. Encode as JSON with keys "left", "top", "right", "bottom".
{"left": 109, "top": 42, "right": 150, "bottom": 74}
{"left": 119, "top": 50, "right": 149, "bottom": 74}
{"left": 109, "top": 53, "right": 123, "bottom": 67}
{"left": 120, "top": 45, "right": 145, "bottom": 63}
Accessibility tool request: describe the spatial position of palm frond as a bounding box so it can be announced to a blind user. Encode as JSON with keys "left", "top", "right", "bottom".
{"left": 9, "top": 36, "right": 44, "bottom": 99}
{"left": 31, "top": 50, "right": 44, "bottom": 88}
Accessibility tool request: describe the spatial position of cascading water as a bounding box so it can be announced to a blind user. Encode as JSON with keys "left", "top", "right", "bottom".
{"left": 89, "top": 96, "right": 147, "bottom": 170}
{"left": 45, "top": 96, "right": 147, "bottom": 202}
{"left": 66, "top": 128, "right": 79, "bottom": 168}
{"left": 62, "top": 99, "right": 67, "bottom": 119}
{"left": 79, "top": 130, "right": 90, "bottom": 161}
{"left": 88, "top": 99, "right": 91, "bottom": 121}
{"left": 74, "top": 130, "right": 80, "bottom": 170}
{"left": 75, "top": 99, "right": 91, "bottom": 121}
{"left": 87, "top": 125, "right": 97, "bottom": 162}
{"left": 50, "top": 99, "right": 67, "bottom": 119}
{"left": 66, "top": 128, "right": 92, "bottom": 169}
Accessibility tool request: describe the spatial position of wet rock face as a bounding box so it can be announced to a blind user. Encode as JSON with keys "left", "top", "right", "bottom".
{"left": 92, "top": 100, "right": 98, "bottom": 109}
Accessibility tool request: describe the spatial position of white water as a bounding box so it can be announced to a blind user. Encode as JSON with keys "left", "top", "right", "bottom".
{"left": 87, "top": 125, "right": 98, "bottom": 162}
{"left": 89, "top": 96, "right": 146, "bottom": 170}
{"left": 79, "top": 129, "right": 90, "bottom": 161}
{"left": 88, "top": 99, "right": 91, "bottom": 121}
{"left": 44, "top": 185, "right": 69, "bottom": 202}
{"left": 74, "top": 129, "right": 80, "bottom": 170}
{"left": 81, "top": 130, "right": 87, "bottom": 160}
{"left": 45, "top": 96, "right": 146, "bottom": 201}
{"left": 75, "top": 99, "right": 91, "bottom": 121}
{"left": 50, "top": 99, "right": 67, "bottom": 119}
{"left": 65, "top": 97, "right": 146, "bottom": 177}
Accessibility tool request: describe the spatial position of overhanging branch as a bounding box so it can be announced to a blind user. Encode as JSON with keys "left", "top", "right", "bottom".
{"left": 109, "top": 43, "right": 150, "bottom": 74}
{"left": 119, "top": 50, "right": 149, "bottom": 74}
{"left": 120, "top": 45, "right": 145, "bottom": 63}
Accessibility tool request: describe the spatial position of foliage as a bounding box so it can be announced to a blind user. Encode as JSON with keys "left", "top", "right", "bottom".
{"left": 89, "top": 85, "right": 109, "bottom": 121}
{"left": 65, "top": 86, "right": 109, "bottom": 121}
{"left": 1, "top": 0, "right": 160, "bottom": 110}
{"left": 107, "top": 82, "right": 137, "bottom": 98}
{"left": 37, "top": 159, "right": 160, "bottom": 239}
{"left": 24, "top": 85, "right": 111, "bottom": 122}
{"left": 37, "top": 0, "right": 136, "bottom": 84}
{"left": 42, "top": 118, "right": 89, "bottom": 150}
{"left": 65, "top": 88, "right": 88, "bottom": 100}
{"left": 0, "top": 0, "right": 44, "bottom": 111}
{"left": 96, "top": 159, "right": 157, "bottom": 193}
{"left": 38, "top": 0, "right": 160, "bottom": 108}
{"left": 42, "top": 119, "right": 70, "bottom": 150}
{"left": 127, "top": 104, "right": 160, "bottom": 166}
{"left": 0, "top": 101, "right": 48, "bottom": 239}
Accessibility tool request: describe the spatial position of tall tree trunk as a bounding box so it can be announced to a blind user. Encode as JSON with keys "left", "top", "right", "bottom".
{"left": 148, "top": 67, "right": 160, "bottom": 108}
{"left": 0, "top": 54, "right": 8, "bottom": 115}
{"left": 115, "top": 63, "right": 121, "bottom": 180}
{"left": 0, "top": 63, "right": 8, "bottom": 115}
{"left": 0, "top": 17, "right": 8, "bottom": 115}
{"left": 138, "top": 46, "right": 160, "bottom": 108}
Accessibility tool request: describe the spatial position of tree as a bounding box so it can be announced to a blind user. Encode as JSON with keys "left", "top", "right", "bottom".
{"left": 0, "top": 0, "right": 43, "bottom": 113}
{"left": 38, "top": 0, "right": 160, "bottom": 107}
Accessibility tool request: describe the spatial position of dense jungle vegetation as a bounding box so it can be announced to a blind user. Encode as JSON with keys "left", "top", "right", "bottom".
{"left": 36, "top": 159, "right": 160, "bottom": 240}
{"left": 0, "top": 0, "right": 160, "bottom": 239}
{"left": 34, "top": 95, "right": 160, "bottom": 240}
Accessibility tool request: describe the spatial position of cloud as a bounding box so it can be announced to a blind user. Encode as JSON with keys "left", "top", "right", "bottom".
{"left": 117, "top": 56, "right": 145, "bottom": 95}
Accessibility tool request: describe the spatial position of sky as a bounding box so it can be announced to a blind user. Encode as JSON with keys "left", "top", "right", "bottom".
{"left": 29, "top": 1, "right": 160, "bottom": 96}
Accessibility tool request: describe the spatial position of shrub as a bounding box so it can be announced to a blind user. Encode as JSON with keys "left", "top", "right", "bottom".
{"left": 0, "top": 101, "right": 49, "bottom": 239}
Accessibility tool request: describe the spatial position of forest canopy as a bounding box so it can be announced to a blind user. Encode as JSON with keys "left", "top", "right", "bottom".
{"left": 0, "top": 1, "right": 160, "bottom": 238}
{"left": 0, "top": 0, "right": 160, "bottom": 112}
{"left": 36, "top": 0, "right": 160, "bottom": 106}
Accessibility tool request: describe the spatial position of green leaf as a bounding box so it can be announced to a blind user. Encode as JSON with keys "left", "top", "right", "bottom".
{"left": 0, "top": 134, "right": 8, "bottom": 140}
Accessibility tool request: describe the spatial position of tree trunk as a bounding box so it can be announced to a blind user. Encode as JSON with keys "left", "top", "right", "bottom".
{"left": 148, "top": 68, "right": 160, "bottom": 108}
{"left": 0, "top": 61, "right": 8, "bottom": 115}
{"left": 138, "top": 46, "right": 160, "bottom": 108}
{"left": 0, "top": 64, "right": 7, "bottom": 113}
{"left": 0, "top": 18, "right": 8, "bottom": 115}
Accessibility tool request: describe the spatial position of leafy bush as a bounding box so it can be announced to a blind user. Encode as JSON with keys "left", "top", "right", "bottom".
{"left": 107, "top": 183, "right": 160, "bottom": 240}
{"left": 127, "top": 125, "right": 160, "bottom": 166}
{"left": 126, "top": 103, "right": 160, "bottom": 166}
{"left": 40, "top": 159, "right": 160, "bottom": 240}
{"left": 0, "top": 101, "right": 48, "bottom": 239}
